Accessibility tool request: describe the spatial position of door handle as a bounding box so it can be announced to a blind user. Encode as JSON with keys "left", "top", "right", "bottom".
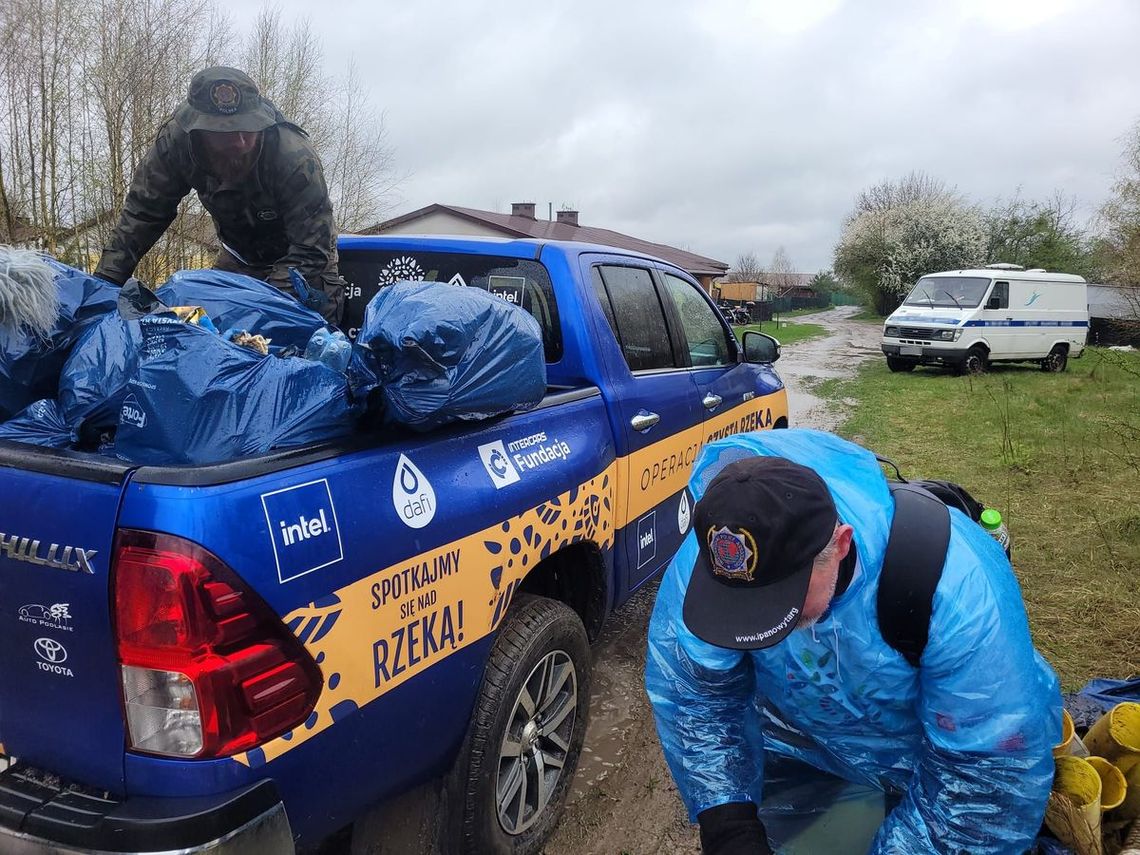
{"left": 630, "top": 411, "right": 660, "bottom": 432}
{"left": 702, "top": 393, "right": 723, "bottom": 410}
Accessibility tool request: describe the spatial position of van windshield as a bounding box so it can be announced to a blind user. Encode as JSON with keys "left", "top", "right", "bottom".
{"left": 903, "top": 276, "right": 990, "bottom": 309}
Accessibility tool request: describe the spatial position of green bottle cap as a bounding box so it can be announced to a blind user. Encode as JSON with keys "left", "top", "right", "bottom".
{"left": 980, "top": 508, "right": 1002, "bottom": 530}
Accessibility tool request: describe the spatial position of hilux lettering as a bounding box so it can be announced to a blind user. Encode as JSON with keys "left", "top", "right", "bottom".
{"left": 0, "top": 534, "right": 96, "bottom": 574}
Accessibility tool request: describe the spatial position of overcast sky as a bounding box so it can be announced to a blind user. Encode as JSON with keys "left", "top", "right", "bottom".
{"left": 232, "top": 0, "right": 1138, "bottom": 272}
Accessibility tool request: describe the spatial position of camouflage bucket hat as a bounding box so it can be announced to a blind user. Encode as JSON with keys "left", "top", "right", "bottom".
{"left": 174, "top": 67, "right": 278, "bottom": 133}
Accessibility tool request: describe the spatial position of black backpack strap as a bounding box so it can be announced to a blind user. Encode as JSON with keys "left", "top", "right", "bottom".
{"left": 878, "top": 483, "right": 951, "bottom": 668}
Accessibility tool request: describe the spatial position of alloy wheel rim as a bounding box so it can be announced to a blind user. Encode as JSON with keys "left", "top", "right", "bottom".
{"left": 496, "top": 650, "right": 577, "bottom": 835}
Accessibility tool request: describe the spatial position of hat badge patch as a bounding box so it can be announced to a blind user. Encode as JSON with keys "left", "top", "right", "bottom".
{"left": 708, "top": 525, "right": 757, "bottom": 582}
{"left": 210, "top": 81, "right": 242, "bottom": 114}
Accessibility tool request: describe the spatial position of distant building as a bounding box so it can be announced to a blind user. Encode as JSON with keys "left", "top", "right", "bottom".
{"left": 713, "top": 273, "right": 818, "bottom": 301}
{"left": 365, "top": 202, "right": 729, "bottom": 292}
{"left": 1088, "top": 282, "right": 1140, "bottom": 347}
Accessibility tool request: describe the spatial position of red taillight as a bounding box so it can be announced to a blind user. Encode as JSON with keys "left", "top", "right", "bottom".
{"left": 112, "top": 530, "right": 323, "bottom": 759}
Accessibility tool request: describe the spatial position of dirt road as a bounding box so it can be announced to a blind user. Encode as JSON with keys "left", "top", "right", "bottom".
{"left": 543, "top": 307, "right": 881, "bottom": 855}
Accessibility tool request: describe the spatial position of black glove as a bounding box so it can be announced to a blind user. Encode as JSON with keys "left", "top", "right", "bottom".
{"left": 698, "top": 802, "right": 773, "bottom": 855}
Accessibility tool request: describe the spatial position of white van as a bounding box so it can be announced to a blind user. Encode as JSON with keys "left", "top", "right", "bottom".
{"left": 880, "top": 265, "right": 1089, "bottom": 374}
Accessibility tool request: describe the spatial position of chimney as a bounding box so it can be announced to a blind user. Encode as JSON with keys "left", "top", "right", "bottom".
{"left": 511, "top": 202, "right": 536, "bottom": 219}
{"left": 556, "top": 209, "right": 579, "bottom": 227}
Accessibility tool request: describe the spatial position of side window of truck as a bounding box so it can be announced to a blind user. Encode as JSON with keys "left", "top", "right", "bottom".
{"left": 337, "top": 251, "right": 563, "bottom": 361}
{"left": 988, "top": 281, "right": 1009, "bottom": 310}
{"left": 591, "top": 265, "right": 677, "bottom": 372}
{"left": 660, "top": 272, "right": 734, "bottom": 366}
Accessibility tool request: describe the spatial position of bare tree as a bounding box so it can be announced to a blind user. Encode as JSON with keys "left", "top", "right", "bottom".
{"left": 726, "top": 251, "right": 763, "bottom": 282}
{"left": 763, "top": 246, "right": 801, "bottom": 295}
{"left": 232, "top": 6, "right": 399, "bottom": 232}
{"left": 0, "top": 0, "right": 399, "bottom": 277}
{"left": 1098, "top": 119, "right": 1140, "bottom": 318}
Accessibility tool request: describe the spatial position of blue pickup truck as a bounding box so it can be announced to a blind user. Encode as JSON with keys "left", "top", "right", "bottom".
{"left": 0, "top": 235, "right": 788, "bottom": 854}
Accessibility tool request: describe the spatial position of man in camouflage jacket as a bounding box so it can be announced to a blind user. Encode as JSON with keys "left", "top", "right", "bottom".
{"left": 95, "top": 66, "right": 345, "bottom": 323}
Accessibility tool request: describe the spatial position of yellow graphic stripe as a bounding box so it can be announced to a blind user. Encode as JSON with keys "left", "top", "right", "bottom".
{"left": 615, "top": 393, "right": 787, "bottom": 527}
{"left": 235, "top": 388, "right": 785, "bottom": 767}
{"left": 238, "top": 465, "right": 617, "bottom": 765}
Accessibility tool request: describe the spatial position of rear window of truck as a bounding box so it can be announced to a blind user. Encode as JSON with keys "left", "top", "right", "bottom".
{"left": 338, "top": 250, "right": 563, "bottom": 362}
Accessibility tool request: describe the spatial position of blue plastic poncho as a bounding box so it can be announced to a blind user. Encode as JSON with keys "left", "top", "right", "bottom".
{"left": 645, "top": 429, "right": 1061, "bottom": 855}
{"left": 0, "top": 261, "right": 118, "bottom": 420}
{"left": 356, "top": 281, "right": 546, "bottom": 431}
{"left": 113, "top": 316, "right": 357, "bottom": 466}
{"left": 156, "top": 269, "right": 327, "bottom": 354}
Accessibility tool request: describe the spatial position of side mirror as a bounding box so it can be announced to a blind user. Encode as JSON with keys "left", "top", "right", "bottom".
{"left": 743, "top": 331, "right": 780, "bottom": 364}
{"left": 986, "top": 297, "right": 1000, "bottom": 310}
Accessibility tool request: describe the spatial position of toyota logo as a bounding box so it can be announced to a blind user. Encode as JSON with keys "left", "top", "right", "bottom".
{"left": 34, "top": 637, "right": 67, "bottom": 664}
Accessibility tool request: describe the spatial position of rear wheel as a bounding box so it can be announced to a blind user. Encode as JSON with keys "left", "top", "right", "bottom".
{"left": 959, "top": 347, "right": 987, "bottom": 375}
{"left": 459, "top": 594, "right": 590, "bottom": 855}
{"left": 1041, "top": 345, "right": 1068, "bottom": 372}
{"left": 886, "top": 356, "right": 916, "bottom": 373}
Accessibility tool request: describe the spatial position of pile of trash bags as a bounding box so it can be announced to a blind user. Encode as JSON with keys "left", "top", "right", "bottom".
{"left": 0, "top": 248, "right": 547, "bottom": 465}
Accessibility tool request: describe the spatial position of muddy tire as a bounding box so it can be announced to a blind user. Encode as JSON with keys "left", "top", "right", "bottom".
{"left": 958, "top": 347, "right": 987, "bottom": 376}
{"left": 458, "top": 594, "right": 590, "bottom": 855}
{"left": 1041, "top": 345, "right": 1068, "bottom": 372}
{"left": 886, "top": 356, "right": 916, "bottom": 373}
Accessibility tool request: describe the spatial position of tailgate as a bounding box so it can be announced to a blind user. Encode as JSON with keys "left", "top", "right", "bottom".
{"left": 0, "top": 445, "right": 134, "bottom": 795}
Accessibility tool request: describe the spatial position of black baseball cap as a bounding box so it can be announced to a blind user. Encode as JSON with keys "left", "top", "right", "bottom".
{"left": 683, "top": 456, "right": 838, "bottom": 650}
{"left": 174, "top": 67, "right": 278, "bottom": 133}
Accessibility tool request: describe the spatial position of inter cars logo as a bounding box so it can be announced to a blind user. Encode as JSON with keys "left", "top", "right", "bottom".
{"left": 478, "top": 440, "right": 521, "bottom": 489}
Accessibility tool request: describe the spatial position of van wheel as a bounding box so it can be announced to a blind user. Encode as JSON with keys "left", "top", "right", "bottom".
{"left": 459, "top": 594, "right": 590, "bottom": 855}
{"left": 886, "top": 356, "right": 916, "bottom": 373}
{"left": 959, "top": 347, "right": 987, "bottom": 375}
{"left": 1041, "top": 346, "right": 1068, "bottom": 372}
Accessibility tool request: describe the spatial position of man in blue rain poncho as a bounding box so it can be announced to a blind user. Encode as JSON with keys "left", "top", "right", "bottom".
{"left": 646, "top": 429, "right": 1061, "bottom": 855}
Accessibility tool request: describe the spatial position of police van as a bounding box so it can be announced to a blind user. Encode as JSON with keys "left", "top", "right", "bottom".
{"left": 881, "top": 264, "right": 1089, "bottom": 374}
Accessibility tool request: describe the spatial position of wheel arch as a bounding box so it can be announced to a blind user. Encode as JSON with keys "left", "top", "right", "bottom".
{"left": 517, "top": 541, "right": 609, "bottom": 642}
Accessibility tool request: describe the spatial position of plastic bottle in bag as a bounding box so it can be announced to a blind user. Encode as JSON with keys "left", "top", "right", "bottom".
{"left": 303, "top": 328, "right": 351, "bottom": 373}
{"left": 980, "top": 508, "right": 1011, "bottom": 557}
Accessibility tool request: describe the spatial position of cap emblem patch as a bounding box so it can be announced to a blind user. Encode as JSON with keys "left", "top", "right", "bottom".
{"left": 708, "top": 525, "right": 757, "bottom": 581}
{"left": 210, "top": 81, "right": 241, "bottom": 114}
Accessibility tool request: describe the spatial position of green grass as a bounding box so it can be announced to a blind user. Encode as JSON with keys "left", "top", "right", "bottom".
{"left": 734, "top": 321, "right": 827, "bottom": 347}
{"left": 818, "top": 348, "right": 1140, "bottom": 689}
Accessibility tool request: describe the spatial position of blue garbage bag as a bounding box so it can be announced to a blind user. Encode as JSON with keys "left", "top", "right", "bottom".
{"left": 114, "top": 316, "right": 357, "bottom": 465}
{"left": 1064, "top": 678, "right": 1140, "bottom": 730}
{"left": 0, "top": 399, "right": 77, "bottom": 448}
{"left": 156, "top": 270, "right": 326, "bottom": 354}
{"left": 0, "top": 261, "right": 119, "bottom": 420}
{"left": 357, "top": 281, "right": 546, "bottom": 431}
{"left": 58, "top": 314, "right": 144, "bottom": 434}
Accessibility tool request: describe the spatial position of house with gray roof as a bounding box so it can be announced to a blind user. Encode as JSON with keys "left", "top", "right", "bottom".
{"left": 363, "top": 202, "right": 729, "bottom": 291}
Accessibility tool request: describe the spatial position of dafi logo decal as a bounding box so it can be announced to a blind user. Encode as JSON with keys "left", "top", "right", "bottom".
{"left": 677, "top": 491, "right": 691, "bottom": 535}
{"left": 261, "top": 479, "right": 344, "bottom": 583}
{"left": 393, "top": 454, "right": 436, "bottom": 529}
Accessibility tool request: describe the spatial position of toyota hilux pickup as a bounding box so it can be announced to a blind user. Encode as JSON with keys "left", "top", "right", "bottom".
{"left": 0, "top": 235, "right": 788, "bottom": 854}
